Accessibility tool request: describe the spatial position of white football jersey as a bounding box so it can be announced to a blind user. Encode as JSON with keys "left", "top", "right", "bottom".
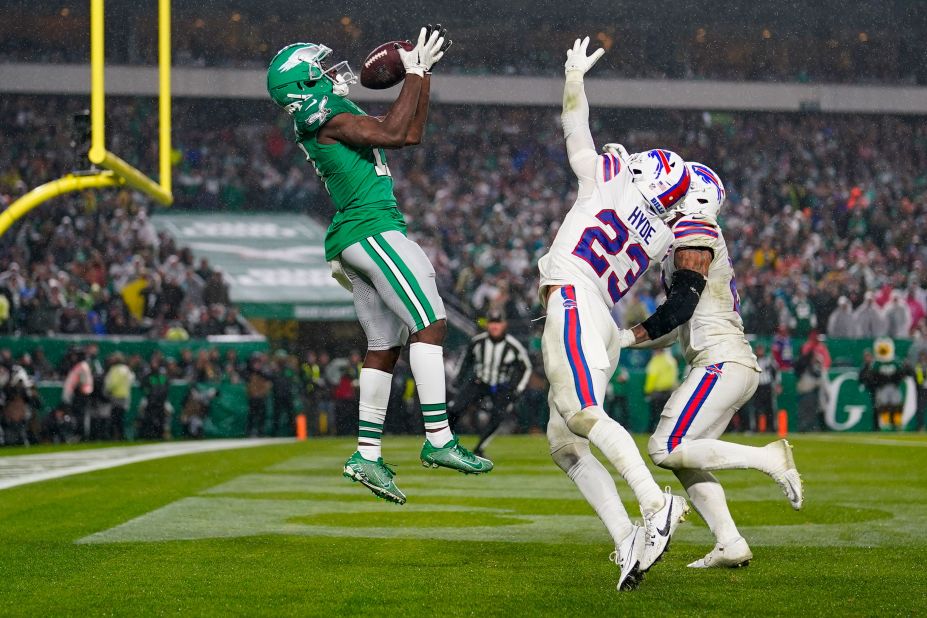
{"left": 539, "top": 153, "right": 674, "bottom": 309}
{"left": 662, "top": 215, "right": 759, "bottom": 370}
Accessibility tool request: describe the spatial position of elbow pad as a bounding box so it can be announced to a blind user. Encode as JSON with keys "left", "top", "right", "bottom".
{"left": 641, "top": 269, "right": 706, "bottom": 341}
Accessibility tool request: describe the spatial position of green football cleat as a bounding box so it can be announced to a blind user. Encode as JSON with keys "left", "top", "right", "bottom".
{"left": 420, "top": 436, "right": 494, "bottom": 474}
{"left": 343, "top": 451, "right": 407, "bottom": 505}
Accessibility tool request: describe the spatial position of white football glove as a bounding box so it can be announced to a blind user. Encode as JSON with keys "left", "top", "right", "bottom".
{"left": 564, "top": 36, "right": 605, "bottom": 76}
{"left": 397, "top": 28, "right": 428, "bottom": 77}
{"left": 616, "top": 328, "right": 636, "bottom": 349}
{"left": 398, "top": 27, "right": 448, "bottom": 77}
{"left": 423, "top": 23, "right": 452, "bottom": 72}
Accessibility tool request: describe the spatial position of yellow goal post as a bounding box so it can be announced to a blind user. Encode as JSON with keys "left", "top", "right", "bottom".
{"left": 0, "top": 0, "right": 173, "bottom": 238}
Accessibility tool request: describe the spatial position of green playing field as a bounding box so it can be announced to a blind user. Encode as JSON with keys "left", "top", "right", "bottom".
{"left": 2, "top": 434, "right": 926, "bottom": 616}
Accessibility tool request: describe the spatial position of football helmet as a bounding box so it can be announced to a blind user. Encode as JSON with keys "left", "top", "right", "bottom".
{"left": 626, "top": 149, "right": 691, "bottom": 219}
{"left": 677, "top": 161, "right": 726, "bottom": 219}
{"left": 267, "top": 42, "right": 357, "bottom": 112}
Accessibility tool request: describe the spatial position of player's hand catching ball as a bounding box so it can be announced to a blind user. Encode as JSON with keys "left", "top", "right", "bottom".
{"left": 564, "top": 36, "right": 605, "bottom": 76}
{"left": 424, "top": 24, "right": 453, "bottom": 73}
{"left": 397, "top": 26, "right": 448, "bottom": 77}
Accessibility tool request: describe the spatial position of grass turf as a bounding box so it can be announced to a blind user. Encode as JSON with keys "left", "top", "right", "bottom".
{"left": 1, "top": 434, "right": 926, "bottom": 616}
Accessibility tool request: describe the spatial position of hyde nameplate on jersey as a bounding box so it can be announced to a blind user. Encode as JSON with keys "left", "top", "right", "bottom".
{"left": 539, "top": 152, "right": 674, "bottom": 309}
{"left": 664, "top": 214, "right": 759, "bottom": 370}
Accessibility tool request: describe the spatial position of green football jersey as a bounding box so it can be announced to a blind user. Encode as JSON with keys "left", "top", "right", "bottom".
{"left": 293, "top": 94, "right": 407, "bottom": 261}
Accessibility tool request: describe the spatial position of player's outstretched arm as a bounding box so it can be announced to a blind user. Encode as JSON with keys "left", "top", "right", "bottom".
{"left": 319, "top": 27, "right": 445, "bottom": 148}
{"left": 562, "top": 36, "right": 604, "bottom": 197}
{"left": 405, "top": 24, "right": 451, "bottom": 145}
{"left": 621, "top": 247, "right": 712, "bottom": 346}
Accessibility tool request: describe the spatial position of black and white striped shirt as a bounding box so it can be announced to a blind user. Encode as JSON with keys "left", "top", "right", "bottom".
{"left": 457, "top": 332, "right": 532, "bottom": 393}
{"left": 757, "top": 355, "right": 780, "bottom": 387}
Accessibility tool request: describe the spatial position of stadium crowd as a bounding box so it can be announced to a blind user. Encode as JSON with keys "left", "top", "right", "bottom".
{"left": 0, "top": 97, "right": 250, "bottom": 339}
{"left": 2, "top": 6, "right": 925, "bottom": 85}
{"left": 2, "top": 95, "right": 927, "bottom": 342}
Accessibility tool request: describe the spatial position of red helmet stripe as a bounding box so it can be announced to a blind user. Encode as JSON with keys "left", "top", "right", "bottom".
{"left": 657, "top": 165, "right": 691, "bottom": 207}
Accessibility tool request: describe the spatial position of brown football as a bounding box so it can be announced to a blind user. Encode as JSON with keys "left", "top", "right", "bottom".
{"left": 360, "top": 40, "right": 414, "bottom": 89}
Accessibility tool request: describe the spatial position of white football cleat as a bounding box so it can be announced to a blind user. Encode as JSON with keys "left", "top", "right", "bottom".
{"left": 687, "top": 537, "right": 753, "bottom": 569}
{"left": 609, "top": 525, "right": 646, "bottom": 591}
{"left": 768, "top": 439, "right": 803, "bottom": 510}
{"left": 639, "top": 488, "right": 690, "bottom": 571}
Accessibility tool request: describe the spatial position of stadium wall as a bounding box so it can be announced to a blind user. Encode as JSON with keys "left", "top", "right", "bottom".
{"left": 2, "top": 63, "right": 927, "bottom": 114}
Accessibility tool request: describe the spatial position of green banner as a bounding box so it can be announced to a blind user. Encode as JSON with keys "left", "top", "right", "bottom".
{"left": 153, "top": 213, "right": 354, "bottom": 320}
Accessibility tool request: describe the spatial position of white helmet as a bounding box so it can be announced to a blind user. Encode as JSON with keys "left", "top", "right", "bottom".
{"left": 625, "top": 149, "right": 691, "bottom": 219}
{"left": 677, "top": 162, "right": 726, "bottom": 219}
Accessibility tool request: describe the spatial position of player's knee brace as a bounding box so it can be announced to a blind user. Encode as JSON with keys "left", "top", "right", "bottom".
{"left": 565, "top": 406, "right": 609, "bottom": 438}
{"left": 549, "top": 442, "right": 591, "bottom": 474}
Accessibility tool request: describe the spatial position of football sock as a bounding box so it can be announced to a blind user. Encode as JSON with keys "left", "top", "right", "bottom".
{"left": 660, "top": 439, "right": 784, "bottom": 476}
{"left": 357, "top": 368, "right": 392, "bottom": 461}
{"left": 567, "top": 452, "right": 634, "bottom": 544}
{"left": 674, "top": 468, "right": 741, "bottom": 545}
{"left": 409, "top": 342, "right": 454, "bottom": 446}
{"left": 586, "top": 415, "right": 665, "bottom": 515}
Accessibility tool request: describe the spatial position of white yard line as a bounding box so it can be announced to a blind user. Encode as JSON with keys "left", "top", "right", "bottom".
{"left": 0, "top": 439, "right": 293, "bottom": 491}
{"left": 797, "top": 434, "right": 927, "bottom": 448}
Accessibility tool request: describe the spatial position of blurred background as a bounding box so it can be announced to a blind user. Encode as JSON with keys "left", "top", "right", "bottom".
{"left": 0, "top": 0, "right": 925, "bottom": 445}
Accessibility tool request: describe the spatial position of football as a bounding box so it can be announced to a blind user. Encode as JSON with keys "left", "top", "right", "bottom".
{"left": 360, "top": 40, "right": 414, "bottom": 89}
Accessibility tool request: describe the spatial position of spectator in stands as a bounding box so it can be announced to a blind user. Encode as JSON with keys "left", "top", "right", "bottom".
{"left": 643, "top": 349, "right": 679, "bottom": 433}
{"left": 772, "top": 325, "right": 794, "bottom": 369}
{"left": 914, "top": 351, "right": 927, "bottom": 432}
{"left": 794, "top": 331, "right": 831, "bottom": 432}
{"left": 854, "top": 292, "right": 889, "bottom": 338}
{"left": 790, "top": 290, "right": 818, "bottom": 339}
{"left": 749, "top": 344, "right": 780, "bottom": 433}
{"left": 331, "top": 356, "right": 360, "bottom": 437}
{"left": 827, "top": 296, "right": 856, "bottom": 338}
{"left": 885, "top": 290, "right": 912, "bottom": 338}
{"left": 605, "top": 366, "right": 631, "bottom": 429}
{"left": 103, "top": 352, "right": 135, "bottom": 441}
{"left": 244, "top": 353, "right": 272, "bottom": 437}
{"left": 270, "top": 351, "right": 299, "bottom": 437}
{"left": 61, "top": 348, "right": 93, "bottom": 439}
{"left": 137, "top": 353, "right": 172, "bottom": 440}
{"left": 220, "top": 307, "right": 248, "bottom": 336}
{"left": 0, "top": 359, "right": 38, "bottom": 446}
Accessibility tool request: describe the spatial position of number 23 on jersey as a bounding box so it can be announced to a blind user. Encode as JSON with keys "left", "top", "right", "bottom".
{"left": 572, "top": 209, "right": 650, "bottom": 304}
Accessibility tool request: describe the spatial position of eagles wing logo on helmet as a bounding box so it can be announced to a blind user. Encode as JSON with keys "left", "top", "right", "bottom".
{"left": 278, "top": 44, "right": 327, "bottom": 72}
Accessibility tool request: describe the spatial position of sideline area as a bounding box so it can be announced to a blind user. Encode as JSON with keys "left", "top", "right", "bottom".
{"left": 0, "top": 439, "right": 293, "bottom": 490}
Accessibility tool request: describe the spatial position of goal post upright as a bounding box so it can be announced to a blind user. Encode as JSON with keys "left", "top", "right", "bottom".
{"left": 0, "top": 0, "right": 173, "bottom": 239}
{"left": 88, "top": 0, "right": 173, "bottom": 204}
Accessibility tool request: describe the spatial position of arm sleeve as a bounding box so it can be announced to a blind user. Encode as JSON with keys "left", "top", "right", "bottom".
{"left": 508, "top": 336, "right": 533, "bottom": 394}
{"left": 641, "top": 269, "right": 707, "bottom": 341}
{"left": 629, "top": 328, "right": 679, "bottom": 350}
{"left": 561, "top": 73, "right": 598, "bottom": 199}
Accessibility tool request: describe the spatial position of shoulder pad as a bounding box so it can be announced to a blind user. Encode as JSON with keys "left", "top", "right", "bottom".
{"left": 596, "top": 153, "right": 624, "bottom": 183}
{"left": 294, "top": 95, "right": 363, "bottom": 136}
{"left": 672, "top": 216, "right": 719, "bottom": 242}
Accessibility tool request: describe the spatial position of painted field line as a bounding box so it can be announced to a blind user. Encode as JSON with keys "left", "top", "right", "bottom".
{"left": 798, "top": 435, "right": 927, "bottom": 448}
{"left": 0, "top": 439, "right": 293, "bottom": 491}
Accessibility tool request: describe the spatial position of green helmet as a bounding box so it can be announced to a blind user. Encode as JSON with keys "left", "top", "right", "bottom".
{"left": 266, "top": 42, "right": 357, "bottom": 111}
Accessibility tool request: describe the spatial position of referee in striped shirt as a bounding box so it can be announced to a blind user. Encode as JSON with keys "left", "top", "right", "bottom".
{"left": 449, "top": 311, "right": 532, "bottom": 456}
